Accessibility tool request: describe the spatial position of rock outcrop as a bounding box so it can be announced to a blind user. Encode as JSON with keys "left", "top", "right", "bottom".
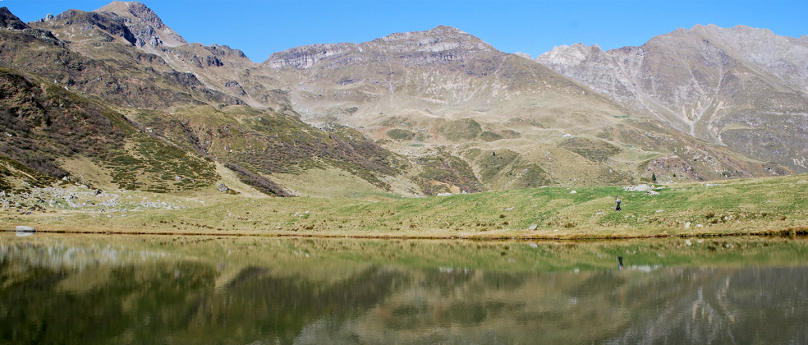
{"left": 0, "top": 7, "right": 27, "bottom": 30}
{"left": 51, "top": 9, "right": 137, "bottom": 45}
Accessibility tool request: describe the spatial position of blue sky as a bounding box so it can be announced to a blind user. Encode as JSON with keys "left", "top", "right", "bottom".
{"left": 4, "top": 1, "right": 807, "bottom": 62}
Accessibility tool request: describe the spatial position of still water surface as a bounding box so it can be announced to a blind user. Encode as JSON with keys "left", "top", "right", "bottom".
{"left": 1, "top": 233, "right": 807, "bottom": 344}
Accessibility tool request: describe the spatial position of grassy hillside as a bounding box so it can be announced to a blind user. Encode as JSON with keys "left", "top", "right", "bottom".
{"left": 0, "top": 67, "right": 219, "bottom": 192}
{"left": 131, "top": 105, "right": 410, "bottom": 194}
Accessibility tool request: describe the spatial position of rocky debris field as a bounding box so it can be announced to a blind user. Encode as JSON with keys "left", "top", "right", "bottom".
{"left": 0, "top": 186, "right": 187, "bottom": 215}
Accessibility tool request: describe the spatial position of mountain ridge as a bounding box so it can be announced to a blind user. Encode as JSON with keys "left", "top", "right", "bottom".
{"left": 0, "top": 2, "right": 799, "bottom": 197}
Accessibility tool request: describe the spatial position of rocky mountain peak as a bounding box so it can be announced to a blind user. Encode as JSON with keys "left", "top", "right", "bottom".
{"left": 379, "top": 25, "right": 463, "bottom": 41}
{"left": 370, "top": 25, "right": 494, "bottom": 53}
{"left": 98, "top": 2, "right": 162, "bottom": 27}
{"left": 536, "top": 43, "right": 603, "bottom": 66}
{"left": 0, "top": 7, "right": 27, "bottom": 30}
{"left": 264, "top": 25, "right": 494, "bottom": 70}
{"left": 94, "top": 1, "right": 186, "bottom": 48}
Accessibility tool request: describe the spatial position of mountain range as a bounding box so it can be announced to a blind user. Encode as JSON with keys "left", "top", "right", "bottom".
{"left": 0, "top": 1, "right": 802, "bottom": 197}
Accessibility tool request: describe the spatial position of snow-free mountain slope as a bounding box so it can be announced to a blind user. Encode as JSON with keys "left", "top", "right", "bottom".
{"left": 0, "top": 3, "right": 796, "bottom": 197}
{"left": 537, "top": 25, "right": 808, "bottom": 172}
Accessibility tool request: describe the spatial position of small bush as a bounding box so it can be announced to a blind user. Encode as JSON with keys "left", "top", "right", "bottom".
{"left": 480, "top": 131, "right": 503, "bottom": 142}
{"left": 386, "top": 128, "right": 415, "bottom": 141}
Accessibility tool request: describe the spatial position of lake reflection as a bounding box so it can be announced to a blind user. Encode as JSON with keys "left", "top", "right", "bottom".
{"left": 1, "top": 234, "right": 807, "bottom": 344}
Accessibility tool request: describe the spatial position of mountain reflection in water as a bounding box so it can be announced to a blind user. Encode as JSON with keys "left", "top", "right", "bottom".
{"left": 0, "top": 234, "right": 806, "bottom": 344}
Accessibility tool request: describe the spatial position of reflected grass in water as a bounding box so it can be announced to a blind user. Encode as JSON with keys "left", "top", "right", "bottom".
{"left": 1, "top": 234, "right": 807, "bottom": 344}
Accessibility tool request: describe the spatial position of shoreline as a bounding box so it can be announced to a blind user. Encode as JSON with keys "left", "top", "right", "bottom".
{"left": 4, "top": 226, "right": 807, "bottom": 241}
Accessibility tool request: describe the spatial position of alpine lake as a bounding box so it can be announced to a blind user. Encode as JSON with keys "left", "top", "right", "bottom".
{"left": 1, "top": 232, "right": 806, "bottom": 344}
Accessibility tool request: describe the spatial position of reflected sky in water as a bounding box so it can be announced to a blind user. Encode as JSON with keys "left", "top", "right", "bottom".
{"left": 1, "top": 234, "right": 807, "bottom": 344}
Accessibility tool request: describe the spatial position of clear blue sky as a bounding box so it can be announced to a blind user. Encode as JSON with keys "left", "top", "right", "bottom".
{"left": 4, "top": 1, "right": 807, "bottom": 62}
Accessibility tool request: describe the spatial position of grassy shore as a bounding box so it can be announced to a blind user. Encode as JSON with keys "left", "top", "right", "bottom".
{"left": 2, "top": 174, "right": 808, "bottom": 239}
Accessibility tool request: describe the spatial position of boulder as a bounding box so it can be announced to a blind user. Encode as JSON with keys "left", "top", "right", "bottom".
{"left": 217, "top": 183, "right": 229, "bottom": 192}
{"left": 624, "top": 184, "right": 653, "bottom": 192}
{"left": 16, "top": 225, "right": 35, "bottom": 232}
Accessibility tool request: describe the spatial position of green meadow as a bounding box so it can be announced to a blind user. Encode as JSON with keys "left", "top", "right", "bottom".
{"left": 3, "top": 174, "right": 808, "bottom": 239}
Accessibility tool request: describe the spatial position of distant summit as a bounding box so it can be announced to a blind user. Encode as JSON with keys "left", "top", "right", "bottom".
{"left": 265, "top": 25, "right": 494, "bottom": 69}
{"left": 372, "top": 25, "right": 494, "bottom": 53}
{"left": 95, "top": 1, "right": 186, "bottom": 48}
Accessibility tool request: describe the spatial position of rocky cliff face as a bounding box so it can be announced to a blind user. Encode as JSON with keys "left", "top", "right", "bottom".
{"left": 266, "top": 43, "right": 357, "bottom": 69}
{"left": 536, "top": 25, "right": 808, "bottom": 172}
